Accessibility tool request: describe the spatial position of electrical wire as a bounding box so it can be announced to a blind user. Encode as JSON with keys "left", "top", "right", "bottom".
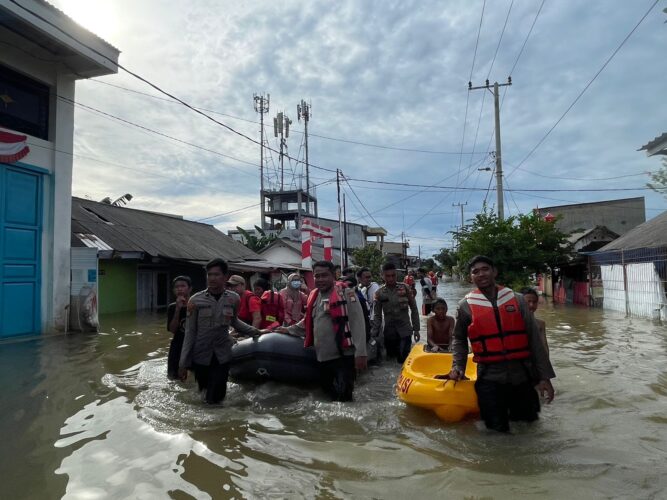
{"left": 507, "top": 0, "right": 660, "bottom": 179}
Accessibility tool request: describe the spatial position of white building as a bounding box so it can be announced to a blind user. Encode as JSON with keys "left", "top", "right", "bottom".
{"left": 0, "top": 0, "right": 119, "bottom": 338}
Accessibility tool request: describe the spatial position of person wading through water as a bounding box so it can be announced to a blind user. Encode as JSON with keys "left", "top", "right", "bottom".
{"left": 275, "top": 260, "right": 367, "bottom": 401}
{"left": 448, "top": 255, "right": 555, "bottom": 433}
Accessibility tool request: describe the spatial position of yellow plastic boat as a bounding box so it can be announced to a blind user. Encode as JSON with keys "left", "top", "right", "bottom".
{"left": 396, "top": 344, "right": 479, "bottom": 422}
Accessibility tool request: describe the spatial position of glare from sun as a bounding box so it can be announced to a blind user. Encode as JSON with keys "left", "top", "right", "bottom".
{"left": 56, "top": 0, "right": 118, "bottom": 42}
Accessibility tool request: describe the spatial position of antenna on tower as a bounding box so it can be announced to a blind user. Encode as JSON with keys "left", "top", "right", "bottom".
{"left": 297, "top": 99, "right": 312, "bottom": 198}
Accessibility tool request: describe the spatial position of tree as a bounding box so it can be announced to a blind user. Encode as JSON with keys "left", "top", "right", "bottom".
{"left": 351, "top": 245, "right": 384, "bottom": 280}
{"left": 236, "top": 226, "right": 277, "bottom": 252}
{"left": 455, "top": 206, "right": 571, "bottom": 289}
{"left": 647, "top": 158, "right": 667, "bottom": 197}
{"left": 433, "top": 248, "right": 458, "bottom": 274}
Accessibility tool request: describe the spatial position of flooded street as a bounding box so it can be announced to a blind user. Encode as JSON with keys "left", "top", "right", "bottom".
{"left": 2, "top": 282, "right": 666, "bottom": 499}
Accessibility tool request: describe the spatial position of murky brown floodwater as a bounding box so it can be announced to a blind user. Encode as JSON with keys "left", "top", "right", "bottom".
{"left": 1, "top": 282, "right": 666, "bottom": 499}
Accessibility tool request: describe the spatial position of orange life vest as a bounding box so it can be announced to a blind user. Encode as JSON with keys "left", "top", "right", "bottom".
{"left": 466, "top": 286, "right": 530, "bottom": 364}
{"left": 304, "top": 283, "right": 353, "bottom": 352}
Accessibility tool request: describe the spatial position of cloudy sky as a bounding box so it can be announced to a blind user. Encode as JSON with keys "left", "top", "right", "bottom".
{"left": 51, "top": 0, "right": 667, "bottom": 256}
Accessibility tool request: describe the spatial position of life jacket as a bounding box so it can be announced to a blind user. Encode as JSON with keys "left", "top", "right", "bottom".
{"left": 259, "top": 290, "right": 284, "bottom": 329}
{"left": 466, "top": 286, "right": 530, "bottom": 364}
{"left": 404, "top": 275, "right": 414, "bottom": 287}
{"left": 304, "top": 282, "right": 353, "bottom": 353}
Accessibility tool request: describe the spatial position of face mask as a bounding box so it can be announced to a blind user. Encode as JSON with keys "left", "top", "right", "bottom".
{"left": 290, "top": 281, "right": 302, "bottom": 289}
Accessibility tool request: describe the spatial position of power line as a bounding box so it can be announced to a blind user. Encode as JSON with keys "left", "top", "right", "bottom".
{"left": 58, "top": 95, "right": 259, "bottom": 176}
{"left": 341, "top": 175, "right": 383, "bottom": 228}
{"left": 345, "top": 177, "right": 652, "bottom": 192}
{"left": 507, "top": 0, "right": 660, "bottom": 179}
{"left": 8, "top": 0, "right": 338, "bottom": 175}
{"left": 196, "top": 178, "right": 336, "bottom": 222}
{"left": 455, "top": 0, "right": 486, "bottom": 192}
{"left": 508, "top": 0, "right": 547, "bottom": 77}
{"left": 89, "top": 79, "right": 486, "bottom": 156}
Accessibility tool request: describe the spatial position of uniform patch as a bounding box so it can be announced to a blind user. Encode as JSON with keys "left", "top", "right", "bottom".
{"left": 505, "top": 305, "right": 516, "bottom": 313}
{"left": 187, "top": 301, "right": 197, "bottom": 315}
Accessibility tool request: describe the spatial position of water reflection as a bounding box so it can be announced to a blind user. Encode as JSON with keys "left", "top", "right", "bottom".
{"left": 0, "top": 283, "right": 665, "bottom": 499}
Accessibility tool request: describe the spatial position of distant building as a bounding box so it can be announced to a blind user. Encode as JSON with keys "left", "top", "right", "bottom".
{"left": 258, "top": 238, "right": 345, "bottom": 269}
{"left": 0, "top": 1, "right": 119, "bottom": 339}
{"left": 534, "top": 197, "right": 645, "bottom": 236}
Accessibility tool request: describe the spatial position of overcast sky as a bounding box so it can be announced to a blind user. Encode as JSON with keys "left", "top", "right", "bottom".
{"left": 51, "top": 0, "right": 667, "bottom": 256}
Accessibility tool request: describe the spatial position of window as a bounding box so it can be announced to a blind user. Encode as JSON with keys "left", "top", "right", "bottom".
{"left": 0, "top": 64, "right": 50, "bottom": 140}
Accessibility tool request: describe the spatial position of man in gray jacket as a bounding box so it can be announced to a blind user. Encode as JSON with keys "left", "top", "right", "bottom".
{"left": 448, "top": 255, "right": 555, "bottom": 432}
{"left": 179, "top": 258, "right": 262, "bottom": 404}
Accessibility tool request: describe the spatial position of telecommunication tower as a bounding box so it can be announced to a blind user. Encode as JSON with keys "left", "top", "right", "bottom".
{"left": 253, "top": 93, "right": 270, "bottom": 228}
{"left": 256, "top": 97, "right": 317, "bottom": 230}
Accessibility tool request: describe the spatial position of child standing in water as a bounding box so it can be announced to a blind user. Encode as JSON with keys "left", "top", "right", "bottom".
{"left": 167, "top": 275, "right": 192, "bottom": 379}
{"left": 426, "top": 298, "right": 455, "bottom": 352}
{"left": 521, "top": 287, "right": 549, "bottom": 355}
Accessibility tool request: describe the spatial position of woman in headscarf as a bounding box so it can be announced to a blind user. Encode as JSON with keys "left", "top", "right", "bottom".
{"left": 280, "top": 272, "right": 308, "bottom": 325}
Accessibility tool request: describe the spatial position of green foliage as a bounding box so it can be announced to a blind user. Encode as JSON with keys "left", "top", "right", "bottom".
{"left": 351, "top": 245, "right": 384, "bottom": 280}
{"left": 453, "top": 205, "right": 571, "bottom": 288}
{"left": 418, "top": 258, "right": 439, "bottom": 272}
{"left": 647, "top": 158, "right": 667, "bottom": 198}
{"left": 236, "top": 225, "right": 277, "bottom": 252}
{"left": 433, "top": 248, "right": 458, "bottom": 273}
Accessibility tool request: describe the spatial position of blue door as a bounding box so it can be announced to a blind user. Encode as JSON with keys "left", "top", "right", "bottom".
{"left": 0, "top": 164, "right": 42, "bottom": 338}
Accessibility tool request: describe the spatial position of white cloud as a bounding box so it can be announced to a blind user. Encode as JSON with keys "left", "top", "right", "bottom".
{"left": 48, "top": 0, "right": 667, "bottom": 256}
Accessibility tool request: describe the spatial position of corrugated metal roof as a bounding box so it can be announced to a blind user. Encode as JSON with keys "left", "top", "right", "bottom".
{"left": 598, "top": 211, "right": 667, "bottom": 251}
{"left": 638, "top": 132, "right": 667, "bottom": 156}
{"left": 71, "top": 197, "right": 263, "bottom": 262}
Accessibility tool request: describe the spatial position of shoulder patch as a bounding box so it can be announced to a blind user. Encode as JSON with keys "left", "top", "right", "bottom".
{"left": 186, "top": 301, "right": 197, "bottom": 315}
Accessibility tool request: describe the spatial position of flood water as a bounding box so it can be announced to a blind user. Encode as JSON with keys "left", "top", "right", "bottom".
{"left": 1, "top": 281, "right": 666, "bottom": 499}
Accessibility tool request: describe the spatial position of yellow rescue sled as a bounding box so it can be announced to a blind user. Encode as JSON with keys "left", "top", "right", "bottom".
{"left": 396, "top": 344, "right": 479, "bottom": 422}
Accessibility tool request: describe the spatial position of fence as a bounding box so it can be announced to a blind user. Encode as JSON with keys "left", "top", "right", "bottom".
{"left": 588, "top": 247, "right": 667, "bottom": 321}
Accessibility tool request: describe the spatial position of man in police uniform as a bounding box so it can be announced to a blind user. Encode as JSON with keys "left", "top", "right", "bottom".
{"left": 371, "top": 261, "right": 420, "bottom": 363}
{"left": 179, "top": 258, "right": 263, "bottom": 404}
{"left": 448, "top": 255, "right": 555, "bottom": 432}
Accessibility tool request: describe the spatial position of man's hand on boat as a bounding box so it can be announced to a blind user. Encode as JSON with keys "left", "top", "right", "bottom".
{"left": 355, "top": 355, "right": 368, "bottom": 372}
{"left": 273, "top": 326, "right": 289, "bottom": 334}
{"left": 447, "top": 369, "right": 465, "bottom": 381}
{"left": 537, "top": 379, "right": 555, "bottom": 403}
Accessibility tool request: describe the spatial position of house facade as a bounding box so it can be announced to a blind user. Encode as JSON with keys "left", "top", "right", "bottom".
{"left": 0, "top": 0, "right": 119, "bottom": 338}
{"left": 71, "top": 198, "right": 294, "bottom": 321}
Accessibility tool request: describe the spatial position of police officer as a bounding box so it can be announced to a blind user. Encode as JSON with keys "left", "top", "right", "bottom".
{"left": 372, "top": 261, "right": 420, "bottom": 363}
{"left": 179, "top": 258, "right": 263, "bottom": 404}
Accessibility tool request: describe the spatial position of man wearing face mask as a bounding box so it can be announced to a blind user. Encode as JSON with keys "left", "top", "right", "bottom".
{"left": 280, "top": 272, "right": 308, "bottom": 326}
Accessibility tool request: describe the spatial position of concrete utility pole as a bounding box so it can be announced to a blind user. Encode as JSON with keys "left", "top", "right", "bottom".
{"left": 469, "top": 77, "right": 512, "bottom": 220}
{"left": 254, "top": 93, "right": 269, "bottom": 229}
{"left": 336, "top": 169, "right": 345, "bottom": 269}
{"left": 453, "top": 201, "right": 467, "bottom": 229}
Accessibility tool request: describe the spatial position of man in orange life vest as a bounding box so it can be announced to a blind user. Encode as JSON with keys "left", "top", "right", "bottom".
{"left": 448, "top": 255, "right": 555, "bottom": 433}
{"left": 276, "top": 260, "right": 367, "bottom": 401}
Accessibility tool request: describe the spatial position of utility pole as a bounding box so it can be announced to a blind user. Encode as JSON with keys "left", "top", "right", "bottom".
{"left": 254, "top": 93, "right": 269, "bottom": 229}
{"left": 273, "top": 111, "right": 292, "bottom": 191}
{"left": 336, "top": 169, "right": 344, "bottom": 268}
{"left": 469, "top": 77, "right": 512, "bottom": 220}
{"left": 297, "top": 100, "right": 311, "bottom": 195}
{"left": 453, "top": 201, "right": 467, "bottom": 229}
{"left": 343, "top": 193, "right": 349, "bottom": 269}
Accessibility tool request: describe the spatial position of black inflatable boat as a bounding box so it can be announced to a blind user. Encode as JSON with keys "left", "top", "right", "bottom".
{"left": 230, "top": 332, "right": 378, "bottom": 384}
{"left": 230, "top": 333, "right": 319, "bottom": 384}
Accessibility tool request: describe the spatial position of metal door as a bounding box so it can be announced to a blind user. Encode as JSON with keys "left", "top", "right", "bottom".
{"left": 0, "top": 165, "right": 42, "bottom": 338}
